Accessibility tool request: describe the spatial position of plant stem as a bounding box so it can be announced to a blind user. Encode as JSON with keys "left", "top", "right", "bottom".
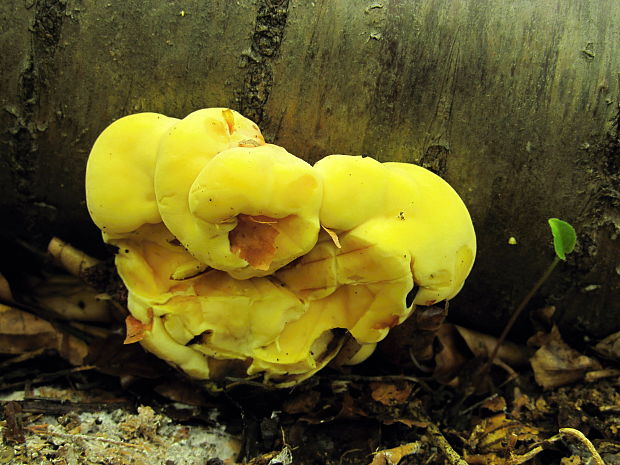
{"left": 486, "top": 256, "right": 561, "bottom": 369}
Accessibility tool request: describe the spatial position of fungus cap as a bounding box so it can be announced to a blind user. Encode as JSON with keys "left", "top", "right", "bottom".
{"left": 85, "top": 112, "right": 179, "bottom": 237}
{"left": 155, "top": 110, "right": 322, "bottom": 278}
{"left": 314, "top": 155, "right": 476, "bottom": 306}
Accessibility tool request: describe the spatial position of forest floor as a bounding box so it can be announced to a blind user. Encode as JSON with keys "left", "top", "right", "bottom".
{"left": 1, "top": 249, "right": 619, "bottom": 465}
{"left": 1, "top": 327, "right": 619, "bottom": 465}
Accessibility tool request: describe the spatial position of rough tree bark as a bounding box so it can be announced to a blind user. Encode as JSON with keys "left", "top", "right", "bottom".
{"left": 1, "top": 0, "right": 618, "bottom": 339}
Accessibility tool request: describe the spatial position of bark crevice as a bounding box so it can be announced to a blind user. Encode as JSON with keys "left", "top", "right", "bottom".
{"left": 237, "top": 0, "right": 290, "bottom": 126}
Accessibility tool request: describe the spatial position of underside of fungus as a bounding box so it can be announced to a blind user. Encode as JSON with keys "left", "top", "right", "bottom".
{"left": 85, "top": 108, "right": 476, "bottom": 388}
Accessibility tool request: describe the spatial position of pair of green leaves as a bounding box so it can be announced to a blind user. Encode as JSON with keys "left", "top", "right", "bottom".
{"left": 548, "top": 218, "right": 576, "bottom": 260}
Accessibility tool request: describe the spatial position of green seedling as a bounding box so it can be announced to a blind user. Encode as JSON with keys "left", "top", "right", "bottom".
{"left": 486, "top": 218, "right": 576, "bottom": 368}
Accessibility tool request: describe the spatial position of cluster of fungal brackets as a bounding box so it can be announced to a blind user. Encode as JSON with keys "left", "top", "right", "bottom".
{"left": 85, "top": 108, "right": 476, "bottom": 387}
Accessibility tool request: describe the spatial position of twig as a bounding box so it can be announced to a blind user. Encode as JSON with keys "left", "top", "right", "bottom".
{"left": 584, "top": 368, "right": 620, "bottom": 382}
{"left": 5, "top": 398, "right": 131, "bottom": 415}
{"left": 509, "top": 428, "right": 607, "bottom": 465}
{"left": 508, "top": 444, "right": 546, "bottom": 465}
{"left": 0, "top": 365, "right": 96, "bottom": 392}
{"left": 459, "top": 393, "right": 499, "bottom": 415}
{"left": 0, "top": 349, "right": 48, "bottom": 370}
{"left": 424, "top": 420, "right": 469, "bottom": 465}
{"left": 26, "top": 425, "right": 148, "bottom": 451}
{"left": 48, "top": 237, "right": 100, "bottom": 277}
{"left": 339, "top": 448, "right": 364, "bottom": 465}
{"left": 559, "top": 428, "right": 605, "bottom": 465}
{"left": 410, "top": 404, "right": 468, "bottom": 465}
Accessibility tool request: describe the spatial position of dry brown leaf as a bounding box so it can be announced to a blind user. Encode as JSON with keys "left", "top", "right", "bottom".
{"left": 0, "top": 304, "right": 88, "bottom": 365}
{"left": 455, "top": 325, "right": 530, "bottom": 366}
{"left": 529, "top": 325, "right": 602, "bottom": 390}
{"left": 322, "top": 225, "right": 342, "bottom": 248}
{"left": 370, "top": 382, "right": 413, "bottom": 407}
{"left": 433, "top": 324, "right": 469, "bottom": 385}
{"left": 283, "top": 390, "right": 321, "bottom": 415}
{"left": 481, "top": 396, "right": 507, "bottom": 413}
{"left": 369, "top": 442, "right": 421, "bottom": 465}
{"left": 380, "top": 305, "right": 447, "bottom": 367}
{"left": 0, "top": 273, "right": 13, "bottom": 300}
{"left": 123, "top": 310, "right": 153, "bottom": 344}
{"left": 382, "top": 418, "right": 429, "bottom": 428}
{"left": 0, "top": 304, "right": 56, "bottom": 336}
{"left": 468, "top": 413, "right": 540, "bottom": 454}
{"left": 229, "top": 214, "right": 279, "bottom": 270}
{"left": 3, "top": 402, "right": 25, "bottom": 444}
{"left": 594, "top": 331, "right": 620, "bottom": 361}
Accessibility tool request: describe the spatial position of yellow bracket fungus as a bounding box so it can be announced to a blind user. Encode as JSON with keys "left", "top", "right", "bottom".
{"left": 85, "top": 108, "right": 476, "bottom": 388}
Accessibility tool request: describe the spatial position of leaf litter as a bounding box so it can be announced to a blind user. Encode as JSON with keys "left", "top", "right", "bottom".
{"left": 1, "top": 243, "right": 619, "bottom": 464}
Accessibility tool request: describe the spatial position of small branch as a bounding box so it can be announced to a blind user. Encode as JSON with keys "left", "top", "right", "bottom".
{"left": 559, "top": 428, "right": 605, "bottom": 465}
{"left": 0, "top": 365, "right": 96, "bottom": 392}
{"left": 424, "top": 420, "right": 469, "bottom": 465}
{"left": 5, "top": 398, "right": 131, "bottom": 415}
{"left": 0, "top": 349, "right": 48, "bottom": 370}
{"left": 48, "top": 237, "right": 99, "bottom": 277}
{"left": 584, "top": 368, "right": 620, "bottom": 382}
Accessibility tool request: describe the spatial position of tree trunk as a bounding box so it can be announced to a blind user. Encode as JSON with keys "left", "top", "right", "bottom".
{"left": 1, "top": 0, "right": 619, "bottom": 339}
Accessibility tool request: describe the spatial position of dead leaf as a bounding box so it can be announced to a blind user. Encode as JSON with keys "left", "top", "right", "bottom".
{"left": 322, "top": 225, "right": 341, "bottom": 248}
{"left": 455, "top": 325, "right": 530, "bottom": 366}
{"left": 481, "top": 396, "right": 507, "bottom": 413}
{"left": 154, "top": 380, "right": 210, "bottom": 406}
{"left": 370, "top": 382, "right": 413, "bottom": 407}
{"left": 123, "top": 310, "right": 153, "bottom": 344}
{"left": 86, "top": 334, "right": 173, "bottom": 379}
{"left": 369, "top": 442, "right": 421, "bottom": 465}
{"left": 529, "top": 325, "right": 602, "bottom": 390}
{"left": 382, "top": 418, "right": 429, "bottom": 428}
{"left": 0, "top": 304, "right": 88, "bottom": 365}
{"left": 594, "top": 331, "right": 620, "bottom": 362}
{"left": 0, "top": 273, "right": 13, "bottom": 300}
{"left": 433, "top": 324, "right": 469, "bottom": 385}
{"left": 381, "top": 305, "right": 447, "bottom": 367}
{"left": 2, "top": 402, "right": 25, "bottom": 444}
{"left": 283, "top": 390, "right": 321, "bottom": 415}
{"left": 229, "top": 214, "right": 280, "bottom": 270}
{"left": 468, "top": 413, "right": 540, "bottom": 454}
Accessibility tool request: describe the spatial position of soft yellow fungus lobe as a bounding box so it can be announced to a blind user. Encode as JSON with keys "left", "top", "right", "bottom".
{"left": 268, "top": 155, "right": 476, "bottom": 364}
{"left": 85, "top": 112, "right": 179, "bottom": 237}
{"left": 155, "top": 109, "right": 322, "bottom": 278}
{"left": 186, "top": 143, "right": 323, "bottom": 277}
{"left": 314, "top": 155, "right": 476, "bottom": 306}
{"left": 84, "top": 108, "right": 476, "bottom": 388}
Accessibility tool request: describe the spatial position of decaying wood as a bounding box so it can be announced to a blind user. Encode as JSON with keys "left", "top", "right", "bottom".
{"left": 0, "top": 0, "right": 618, "bottom": 339}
